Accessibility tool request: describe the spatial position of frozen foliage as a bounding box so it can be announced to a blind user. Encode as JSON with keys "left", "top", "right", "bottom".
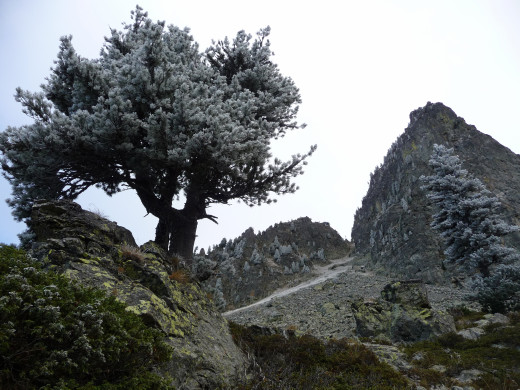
{"left": 213, "top": 278, "right": 226, "bottom": 311}
{"left": 191, "top": 255, "right": 216, "bottom": 281}
{"left": 250, "top": 247, "right": 263, "bottom": 265}
{"left": 421, "top": 144, "right": 520, "bottom": 275}
{"left": 0, "top": 6, "right": 315, "bottom": 258}
{"left": 0, "top": 245, "right": 172, "bottom": 388}
{"left": 233, "top": 239, "right": 246, "bottom": 259}
{"left": 280, "top": 244, "right": 293, "bottom": 255}
{"left": 473, "top": 263, "right": 520, "bottom": 313}
{"left": 310, "top": 248, "right": 326, "bottom": 261}
{"left": 273, "top": 248, "right": 281, "bottom": 262}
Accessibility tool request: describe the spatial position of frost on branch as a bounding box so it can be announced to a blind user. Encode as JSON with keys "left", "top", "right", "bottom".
{"left": 421, "top": 144, "right": 520, "bottom": 312}
{"left": 0, "top": 6, "right": 315, "bottom": 258}
{"left": 421, "top": 144, "right": 519, "bottom": 275}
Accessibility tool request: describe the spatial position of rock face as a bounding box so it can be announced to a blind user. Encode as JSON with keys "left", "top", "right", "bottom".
{"left": 196, "top": 217, "right": 351, "bottom": 310}
{"left": 352, "top": 102, "right": 520, "bottom": 283}
{"left": 352, "top": 281, "right": 455, "bottom": 343}
{"left": 29, "top": 200, "right": 246, "bottom": 389}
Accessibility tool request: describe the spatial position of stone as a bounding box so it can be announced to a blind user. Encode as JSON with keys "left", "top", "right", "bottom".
{"left": 320, "top": 302, "right": 337, "bottom": 315}
{"left": 457, "top": 327, "right": 485, "bottom": 340}
{"left": 485, "top": 313, "right": 510, "bottom": 324}
{"left": 456, "top": 369, "right": 483, "bottom": 383}
{"left": 352, "top": 281, "right": 455, "bottom": 343}
{"left": 381, "top": 280, "right": 430, "bottom": 308}
{"left": 29, "top": 200, "right": 247, "bottom": 389}
{"left": 430, "top": 364, "right": 446, "bottom": 373}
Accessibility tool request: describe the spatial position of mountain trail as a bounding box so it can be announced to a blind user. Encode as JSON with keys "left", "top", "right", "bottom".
{"left": 223, "top": 256, "right": 359, "bottom": 317}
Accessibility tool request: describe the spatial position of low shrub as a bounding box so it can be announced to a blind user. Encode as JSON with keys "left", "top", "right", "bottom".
{"left": 229, "top": 322, "right": 409, "bottom": 389}
{"left": 403, "top": 312, "right": 520, "bottom": 389}
{"left": 0, "top": 245, "right": 174, "bottom": 389}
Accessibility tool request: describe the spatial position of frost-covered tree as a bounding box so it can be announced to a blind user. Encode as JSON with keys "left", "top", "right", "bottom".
{"left": 0, "top": 7, "right": 315, "bottom": 259}
{"left": 421, "top": 144, "right": 520, "bottom": 276}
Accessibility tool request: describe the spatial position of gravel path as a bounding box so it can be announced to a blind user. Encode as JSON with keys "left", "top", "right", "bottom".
{"left": 223, "top": 256, "right": 355, "bottom": 316}
{"left": 224, "top": 257, "right": 474, "bottom": 340}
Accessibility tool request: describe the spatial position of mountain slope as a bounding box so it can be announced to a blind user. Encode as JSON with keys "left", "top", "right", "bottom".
{"left": 351, "top": 102, "right": 520, "bottom": 282}
{"left": 197, "top": 217, "right": 351, "bottom": 310}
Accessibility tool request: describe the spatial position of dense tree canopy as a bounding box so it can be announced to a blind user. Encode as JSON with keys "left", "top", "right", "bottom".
{"left": 0, "top": 6, "right": 315, "bottom": 258}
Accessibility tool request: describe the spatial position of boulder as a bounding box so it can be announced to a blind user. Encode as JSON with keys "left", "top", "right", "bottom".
{"left": 29, "top": 200, "right": 247, "bottom": 389}
{"left": 352, "top": 280, "right": 455, "bottom": 343}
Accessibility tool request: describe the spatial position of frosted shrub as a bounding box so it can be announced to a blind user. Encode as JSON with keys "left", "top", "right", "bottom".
{"left": 0, "top": 245, "right": 173, "bottom": 388}
{"left": 250, "top": 248, "right": 263, "bottom": 265}
{"left": 191, "top": 255, "right": 216, "bottom": 281}
{"left": 473, "top": 263, "right": 520, "bottom": 313}
{"left": 280, "top": 245, "right": 293, "bottom": 255}
{"left": 213, "top": 278, "right": 227, "bottom": 311}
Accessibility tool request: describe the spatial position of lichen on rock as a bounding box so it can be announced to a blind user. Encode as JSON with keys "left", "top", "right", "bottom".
{"left": 28, "top": 199, "right": 246, "bottom": 389}
{"left": 352, "top": 280, "right": 455, "bottom": 343}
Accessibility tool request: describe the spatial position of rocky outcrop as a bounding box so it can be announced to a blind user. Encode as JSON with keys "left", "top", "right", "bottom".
{"left": 352, "top": 281, "right": 455, "bottom": 343}
{"left": 29, "top": 200, "right": 246, "bottom": 389}
{"left": 197, "top": 217, "right": 351, "bottom": 310}
{"left": 352, "top": 102, "right": 520, "bottom": 283}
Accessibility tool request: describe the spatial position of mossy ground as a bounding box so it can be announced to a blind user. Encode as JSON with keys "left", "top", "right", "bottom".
{"left": 229, "top": 322, "right": 410, "bottom": 389}
{"left": 402, "top": 310, "right": 520, "bottom": 389}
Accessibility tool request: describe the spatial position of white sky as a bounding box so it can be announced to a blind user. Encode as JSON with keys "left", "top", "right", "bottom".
{"left": 1, "top": 0, "right": 519, "bottom": 251}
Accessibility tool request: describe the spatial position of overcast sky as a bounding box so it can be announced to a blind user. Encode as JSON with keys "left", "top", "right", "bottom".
{"left": 1, "top": 0, "right": 520, "bottom": 251}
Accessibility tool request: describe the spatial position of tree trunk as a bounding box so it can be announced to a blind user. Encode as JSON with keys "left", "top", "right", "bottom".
{"left": 168, "top": 216, "right": 198, "bottom": 260}
{"left": 155, "top": 217, "right": 170, "bottom": 251}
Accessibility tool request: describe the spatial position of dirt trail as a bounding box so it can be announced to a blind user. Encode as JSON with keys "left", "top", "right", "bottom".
{"left": 223, "top": 256, "right": 355, "bottom": 317}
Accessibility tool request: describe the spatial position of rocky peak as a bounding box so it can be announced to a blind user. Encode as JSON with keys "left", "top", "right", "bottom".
{"left": 196, "top": 217, "right": 351, "bottom": 311}
{"left": 352, "top": 102, "right": 520, "bottom": 282}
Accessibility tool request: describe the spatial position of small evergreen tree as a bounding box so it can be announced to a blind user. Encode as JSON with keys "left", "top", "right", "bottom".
{"left": 473, "top": 263, "right": 520, "bottom": 313}
{"left": 421, "top": 144, "right": 520, "bottom": 313}
{"left": 421, "top": 144, "right": 519, "bottom": 276}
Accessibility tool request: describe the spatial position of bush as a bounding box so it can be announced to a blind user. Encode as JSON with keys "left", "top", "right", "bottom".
{"left": 403, "top": 313, "right": 520, "bottom": 389}
{"left": 0, "top": 245, "right": 174, "bottom": 389}
{"left": 229, "top": 322, "right": 409, "bottom": 389}
{"left": 473, "top": 264, "right": 520, "bottom": 313}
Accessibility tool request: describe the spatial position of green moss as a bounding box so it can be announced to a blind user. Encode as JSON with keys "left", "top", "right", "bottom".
{"left": 418, "top": 308, "right": 432, "bottom": 319}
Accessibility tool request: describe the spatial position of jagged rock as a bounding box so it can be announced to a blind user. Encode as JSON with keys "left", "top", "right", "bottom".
{"left": 29, "top": 200, "right": 246, "bottom": 389}
{"left": 201, "top": 217, "right": 351, "bottom": 311}
{"left": 381, "top": 280, "right": 430, "bottom": 308}
{"left": 352, "top": 281, "right": 455, "bottom": 342}
{"left": 352, "top": 102, "right": 520, "bottom": 283}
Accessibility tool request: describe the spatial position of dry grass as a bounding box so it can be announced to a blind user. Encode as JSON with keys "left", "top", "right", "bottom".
{"left": 121, "top": 244, "right": 147, "bottom": 263}
{"left": 169, "top": 269, "right": 190, "bottom": 284}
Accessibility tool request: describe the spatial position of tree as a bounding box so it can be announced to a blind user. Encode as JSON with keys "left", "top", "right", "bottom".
{"left": 421, "top": 144, "right": 519, "bottom": 276}
{"left": 0, "top": 7, "right": 315, "bottom": 259}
